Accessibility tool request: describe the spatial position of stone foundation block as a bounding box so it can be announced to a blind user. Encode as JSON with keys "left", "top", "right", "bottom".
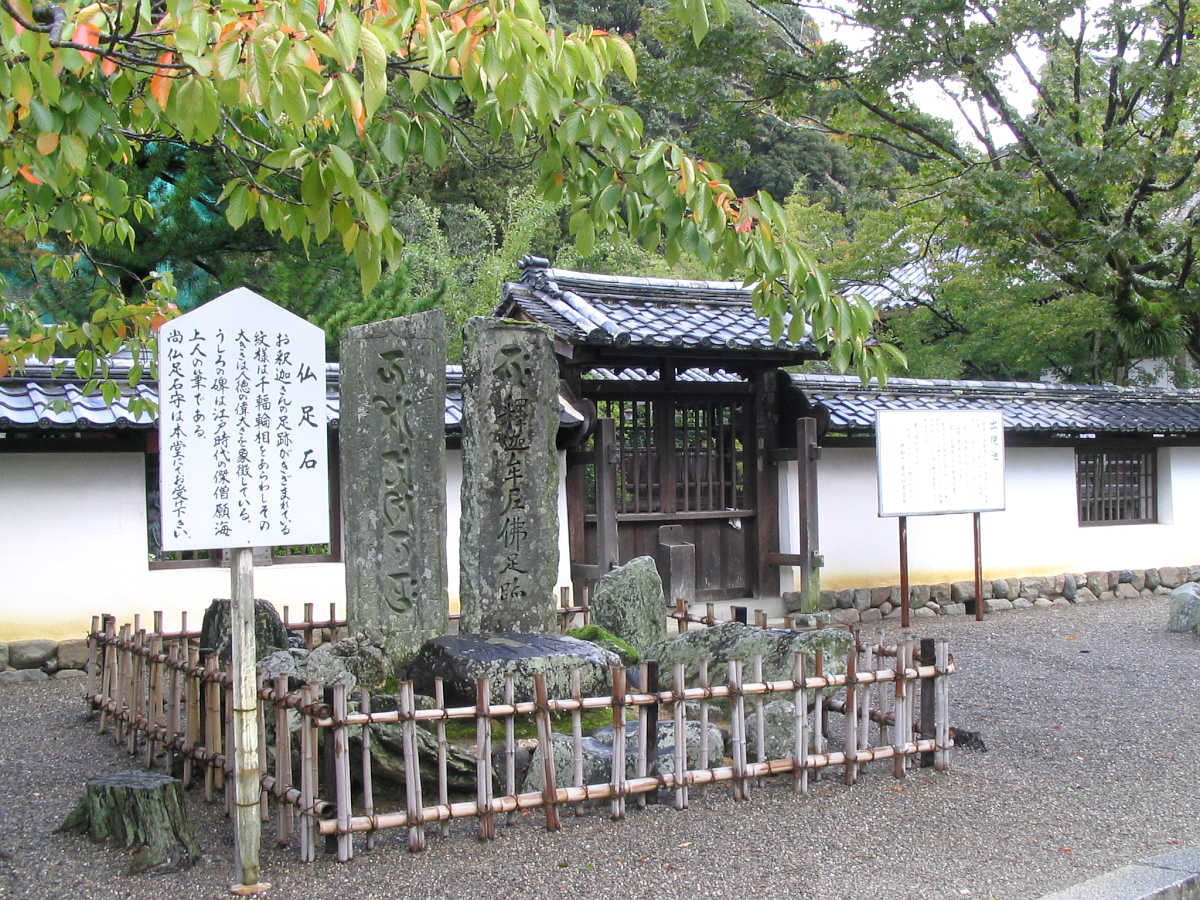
{"left": 9, "top": 639, "right": 57, "bottom": 670}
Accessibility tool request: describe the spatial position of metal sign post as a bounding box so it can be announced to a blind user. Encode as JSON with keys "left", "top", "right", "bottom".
{"left": 158, "top": 288, "right": 329, "bottom": 893}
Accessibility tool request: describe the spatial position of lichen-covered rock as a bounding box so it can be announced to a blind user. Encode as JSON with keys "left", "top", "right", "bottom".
{"left": 8, "top": 639, "right": 57, "bottom": 670}
{"left": 521, "top": 719, "right": 724, "bottom": 793}
{"left": 0, "top": 669, "right": 49, "bottom": 685}
{"left": 257, "top": 649, "right": 301, "bottom": 683}
{"left": 564, "top": 625, "right": 640, "bottom": 665}
{"left": 589, "top": 556, "right": 667, "bottom": 653}
{"left": 294, "top": 631, "right": 389, "bottom": 691}
{"left": 642, "top": 622, "right": 853, "bottom": 690}
{"left": 199, "top": 598, "right": 289, "bottom": 662}
{"left": 1167, "top": 583, "right": 1200, "bottom": 634}
{"left": 405, "top": 633, "right": 620, "bottom": 705}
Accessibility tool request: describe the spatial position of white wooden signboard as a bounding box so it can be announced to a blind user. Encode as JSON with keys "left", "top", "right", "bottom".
{"left": 158, "top": 288, "right": 330, "bottom": 551}
{"left": 876, "top": 409, "right": 1005, "bottom": 517}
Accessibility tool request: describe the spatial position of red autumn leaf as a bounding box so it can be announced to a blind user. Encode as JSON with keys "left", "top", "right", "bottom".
{"left": 18, "top": 166, "right": 42, "bottom": 185}
{"left": 72, "top": 22, "right": 100, "bottom": 62}
{"left": 150, "top": 52, "right": 174, "bottom": 109}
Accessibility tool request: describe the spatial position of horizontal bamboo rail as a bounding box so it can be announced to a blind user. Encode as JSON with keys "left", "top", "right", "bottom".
{"left": 86, "top": 609, "right": 954, "bottom": 865}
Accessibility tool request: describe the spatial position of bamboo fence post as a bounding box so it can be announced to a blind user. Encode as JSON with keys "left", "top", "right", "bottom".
{"left": 400, "top": 681, "right": 426, "bottom": 852}
{"left": 935, "top": 637, "right": 951, "bottom": 772}
{"left": 675, "top": 597, "right": 687, "bottom": 634}
{"left": 299, "top": 684, "right": 315, "bottom": 863}
{"left": 329, "top": 602, "right": 338, "bottom": 641}
{"left": 672, "top": 661, "right": 687, "bottom": 810}
{"left": 570, "top": 668, "right": 583, "bottom": 816}
{"left": 87, "top": 615, "right": 100, "bottom": 705}
{"left": 704, "top": 602, "right": 715, "bottom": 626}
{"left": 698, "top": 657, "right": 710, "bottom": 772}
{"left": 636, "top": 662, "right": 648, "bottom": 810}
{"left": 203, "top": 653, "right": 219, "bottom": 802}
{"left": 876, "top": 642, "right": 889, "bottom": 747}
{"left": 360, "top": 689, "right": 375, "bottom": 852}
{"left": 504, "top": 674, "right": 516, "bottom": 825}
{"left": 859, "top": 645, "right": 874, "bottom": 754}
{"left": 304, "top": 603, "right": 315, "bottom": 649}
{"left": 812, "top": 650, "right": 825, "bottom": 780}
{"left": 332, "top": 683, "right": 353, "bottom": 862}
{"left": 783, "top": 615, "right": 794, "bottom": 630}
{"left": 560, "top": 586, "right": 571, "bottom": 632}
{"left": 533, "top": 673, "right": 561, "bottom": 831}
{"left": 128, "top": 629, "right": 144, "bottom": 756}
{"left": 183, "top": 641, "right": 199, "bottom": 787}
{"left": 905, "top": 635, "right": 917, "bottom": 772}
{"left": 115, "top": 623, "right": 130, "bottom": 744}
{"left": 146, "top": 632, "right": 163, "bottom": 769}
{"left": 843, "top": 643, "right": 858, "bottom": 786}
{"left": 274, "top": 674, "right": 293, "bottom": 847}
{"left": 610, "top": 664, "right": 627, "bottom": 820}
{"left": 166, "top": 642, "right": 180, "bottom": 773}
{"left": 729, "top": 658, "right": 747, "bottom": 801}
{"left": 224, "top": 671, "right": 234, "bottom": 819}
{"left": 256, "top": 670, "right": 269, "bottom": 822}
{"left": 792, "top": 650, "right": 807, "bottom": 794}
{"left": 475, "top": 678, "right": 494, "bottom": 840}
{"left": 434, "top": 678, "right": 449, "bottom": 838}
{"left": 893, "top": 637, "right": 907, "bottom": 780}
{"left": 752, "top": 654, "right": 765, "bottom": 787}
{"left": 99, "top": 617, "right": 117, "bottom": 735}
{"left": 754, "top": 609, "right": 766, "bottom": 628}
{"left": 919, "top": 637, "right": 936, "bottom": 769}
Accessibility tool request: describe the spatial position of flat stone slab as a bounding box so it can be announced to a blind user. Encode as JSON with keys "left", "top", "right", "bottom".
{"left": 404, "top": 633, "right": 620, "bottom": 705}
{"left": 643, "top": 622, "right": 854, "bottom": 689}
{"left": 1038, "top": 847, "right": 1200, "bottom": 900}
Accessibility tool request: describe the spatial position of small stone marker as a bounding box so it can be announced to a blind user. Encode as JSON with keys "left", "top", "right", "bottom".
{"left": 340, "top": 311, "right": 449, "bottom": 663}
{"left": 458, "top": 318, "right": 559, "bottom": 633}
{"left": 590, "top": 556, "right": 668, "bottom": 653}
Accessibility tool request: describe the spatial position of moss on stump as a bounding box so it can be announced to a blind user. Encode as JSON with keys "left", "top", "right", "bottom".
{"left": 59, "top": 771, "right": 199, "bottom": 874}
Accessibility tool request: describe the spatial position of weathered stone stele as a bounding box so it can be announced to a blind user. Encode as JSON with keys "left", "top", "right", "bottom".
{"left": 458, "top": 317, "right": 559, "bottom": 633}
{"left": 340, "top": 311, "right": 448, "bottom": 665}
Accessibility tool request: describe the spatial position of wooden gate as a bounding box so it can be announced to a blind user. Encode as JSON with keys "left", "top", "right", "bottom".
{"left": 566, "top": 370, "right": 762, "bottom": 604}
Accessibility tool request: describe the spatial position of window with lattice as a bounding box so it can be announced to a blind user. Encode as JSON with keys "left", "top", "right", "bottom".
{"left": 1076, "top": 447, "right": 1156, "bottom": 525}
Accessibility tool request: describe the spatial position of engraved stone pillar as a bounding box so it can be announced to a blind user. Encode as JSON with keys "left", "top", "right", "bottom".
{"left": 340, "top": 311, "right": 448, "bottom": 664}
{"left": 459, "top": 318, "right": 559, "bottom": 633}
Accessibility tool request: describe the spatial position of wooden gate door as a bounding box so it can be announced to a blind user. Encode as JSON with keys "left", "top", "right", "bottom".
{"left": 568, "top": 371, "right": 762, "bottom": 604}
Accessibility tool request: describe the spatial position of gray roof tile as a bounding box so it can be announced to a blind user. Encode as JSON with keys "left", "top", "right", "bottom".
{"left": 499, "top": 256, "right": 817, "bottom": 358}
{"left": 792, "top": 373, "right": 1200, "bottom": 435}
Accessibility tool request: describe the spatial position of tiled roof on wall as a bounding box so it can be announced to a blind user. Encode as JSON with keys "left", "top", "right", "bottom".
{"left": 498, "top": 256, "right": 818, "bottom": 358}
{"left": 792, "top": 372, "right": 1200, "bottom": 436}
{"left": 0, "top": 360, "right": 584, "bottom": 432}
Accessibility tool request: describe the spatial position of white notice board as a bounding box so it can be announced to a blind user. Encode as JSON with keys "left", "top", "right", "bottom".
{"left": 876, "top": 409, "right": 1005, "bottom": 517}
{"left": 158, "top": 288, "right": 329, "bottom": 550}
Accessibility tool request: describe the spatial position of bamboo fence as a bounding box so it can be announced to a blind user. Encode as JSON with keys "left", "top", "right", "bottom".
{"left": 85, "top": 609, "right": 954, "bottom": 865}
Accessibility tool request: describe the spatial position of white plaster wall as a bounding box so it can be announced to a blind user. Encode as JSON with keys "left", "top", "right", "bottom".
{"left": 816, "top": 444, "right": 1200, "bottom": 590}
{"left": 3, "top": 447, "right": 575, "bottom": 641}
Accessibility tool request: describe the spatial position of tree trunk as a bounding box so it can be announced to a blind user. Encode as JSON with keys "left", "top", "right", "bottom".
{"left": 59, "top": 771, "right": 200, "bottom": 874}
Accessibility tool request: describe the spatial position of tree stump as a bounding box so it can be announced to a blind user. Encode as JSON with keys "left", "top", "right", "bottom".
{"left": 59, "top": 771, "right": 200, "bottom": 874}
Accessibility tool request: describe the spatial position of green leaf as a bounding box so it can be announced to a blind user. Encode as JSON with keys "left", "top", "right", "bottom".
{"left": 360, "top": 26, "right": 388, "bottom": 118}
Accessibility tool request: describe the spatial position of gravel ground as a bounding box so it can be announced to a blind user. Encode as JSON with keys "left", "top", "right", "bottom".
{"left": 2, "top": 595, "right": 1199, "bottom": 900}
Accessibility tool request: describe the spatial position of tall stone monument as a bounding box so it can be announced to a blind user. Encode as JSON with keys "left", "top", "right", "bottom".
{"left": 459, "top": 317, "right": 559, "bottom": 633}
{"left": 340, "top": 311, "right": 448, "bottom": 663}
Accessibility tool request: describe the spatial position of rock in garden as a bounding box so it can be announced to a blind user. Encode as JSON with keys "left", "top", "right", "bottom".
{"left": 642, "top": 621, "right": 853, "bottom": 690}
{"left": 294, "top": 631, "right": 389, "bottom": 691}
{"left": 589, "top": 556, "right": 667, "bottom": 653}
{"left": 199, "top": 598, "right": 289, "bottom": 662}
{"left": 1167, "top": 583, "right": 1200, "bottom": 634}
{"left": 56, "top": 639, "right": 90, "bottom": 671}
{"left": 404, "top": 633, "right": 620, "bottom": 705}
{"left": 0, "top": 669, "right": 48, "bottom": 685}
{"left": 522, "top": 718, "right": 724, "bottom": 793}
{"left": 8, "top": 638, "right": 57, "bottom": 670}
